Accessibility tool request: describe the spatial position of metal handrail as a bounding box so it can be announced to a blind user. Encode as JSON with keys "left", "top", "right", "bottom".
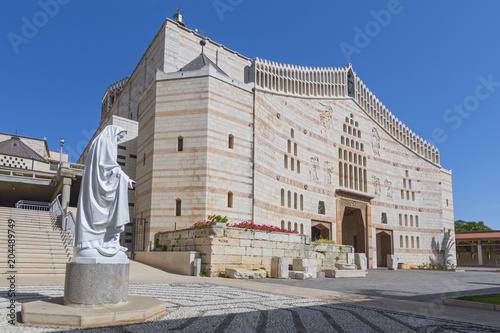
{"left": 15, "top": 200, "right": 50, "bottom": 211}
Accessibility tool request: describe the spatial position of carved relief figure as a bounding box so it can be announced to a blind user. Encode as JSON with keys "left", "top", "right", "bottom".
{"left": 309, "top": 156, "right": 320, "bottom": 182}
{"left": 371, "top": 128, "right": 381, "bottom": 156}
{"left": 318, "top": 102, "right": 334, "bottom": 136}
{"left": 324, "top": 161, "right": 334, "bottom": 185}
{"left": 384, "top": 178, "right": 393, "bottom": 199}
{"left": 372, "top": 176, "right": 381, "bottom": 195}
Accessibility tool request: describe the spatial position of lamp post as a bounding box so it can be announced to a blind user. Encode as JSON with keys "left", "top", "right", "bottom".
{"left": 59, "top": 138, "right": 65, "bottom": 166}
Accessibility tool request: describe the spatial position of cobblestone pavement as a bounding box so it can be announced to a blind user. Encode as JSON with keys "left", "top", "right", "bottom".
{"left": 2, "top": 283, "right": 500, "bottom": 332}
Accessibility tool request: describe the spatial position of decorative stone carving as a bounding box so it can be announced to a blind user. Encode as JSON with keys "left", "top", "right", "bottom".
{"left": 384, "top": 178, "right": 393, "bottom": 199}
{"left": 318, "top": 102, "right": 334, "bottom": 136}
{"left": 271, "top": 257, "right": 289, "bottom": 279}
{"left": 309, "top": 156, "right": 320, "bottom": 182}
{"left": 387, "top": 255, "right": 399, "bottom": 270}
{"left": 355, "top": 253, "right": 367, "bottom": 271}
{"left": 372, "top": 176, "right": 381, "bottom": 195}
{"left": 324, "top": 161, "right": 334, "bottom": 185}
{"left": 74, "top": 125, "right": 135, "bottom": 264}
{"left": 371, "top": 128, "right": 381, "bottom": 156}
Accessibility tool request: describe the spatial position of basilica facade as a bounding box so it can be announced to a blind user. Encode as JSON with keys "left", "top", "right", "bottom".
{"left": 79, "top": 17, "right": 455, "bottom": 268}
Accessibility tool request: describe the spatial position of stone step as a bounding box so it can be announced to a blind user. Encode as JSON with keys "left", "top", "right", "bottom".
{"left": 3, "top": 262, "right": 68, "bottom": 268}
{"left": 0, "top": 233, "right": 71, "bottom": 241}
{"left": 5, "top": 255, "right": 71, "bottom": 260}
{"left": 0, "top": 230, "right": 67, "bottom": 238}
{"left": 6, "top": 268, "right": 66, "bottom": 274}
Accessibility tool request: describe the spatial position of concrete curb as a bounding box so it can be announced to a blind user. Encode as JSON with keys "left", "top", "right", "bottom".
{"left": 436, "top": 298, "right": 500, "bottom": 311}
{"left": 411, "top": 268, "right": 465, "bottom": 272}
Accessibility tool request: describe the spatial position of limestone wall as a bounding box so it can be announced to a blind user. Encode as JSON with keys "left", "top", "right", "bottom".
{"left": 155, "top": 225, "right": 352, "bottom": 277}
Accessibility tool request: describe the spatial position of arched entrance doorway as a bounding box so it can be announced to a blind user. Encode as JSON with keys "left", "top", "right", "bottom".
{"left": 376, "top": 230, "right": 393, "bottom": 267}
{"left": 335, "top": 189, "right": 374, "bottom": 267}
{"left": 341, "top": 208, "right": 366, "bottom": 253}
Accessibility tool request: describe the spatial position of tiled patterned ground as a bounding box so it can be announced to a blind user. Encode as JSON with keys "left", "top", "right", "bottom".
{"left": 1, "top": 283, "right": 499, "bottom": 332}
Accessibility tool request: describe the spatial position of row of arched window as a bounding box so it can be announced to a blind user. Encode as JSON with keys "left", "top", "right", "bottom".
{"left": 339, "top": 162, "right": 367, "bottom": 192}
{"left": 400, "top": 235, "right": 420, "bottom": 249}
{"left": 343, "top": 124, "right": 361, "bottom": 139}
{"left": 341, "top": 136, "right": 364, "bottom": 152}
{"left": 401, "top": 190, "right": 416, "bottom": 201}
{"left": 284, "top": 155, "right": 301, "bottom": 173}
{"left": 280, "top": 189, "right": 304, "bottom": 211}
{"left": 399, "top": 214, "right": 419, "bottom": 227}
{"left": 339, "top": 148, "right": 366, "bottom": 167}
{"left": 281, "top": 220, "right": 304, "bottom": 234}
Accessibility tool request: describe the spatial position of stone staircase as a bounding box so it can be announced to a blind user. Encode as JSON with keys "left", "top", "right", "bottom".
{"left": 0, "top": 206, "right": 72, "bottom": 275}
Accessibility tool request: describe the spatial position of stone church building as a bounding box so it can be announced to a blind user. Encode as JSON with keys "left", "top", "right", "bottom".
{"left": 79, "top": 15, "right": 456, "bottom": 269}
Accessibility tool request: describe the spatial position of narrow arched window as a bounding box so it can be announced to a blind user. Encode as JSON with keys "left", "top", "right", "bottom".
{"left": 281, "top": 189, "right": 285, "bottom": 206}
{"left": 177, "top": 136, "right": 184, "bottom": 152}
{"left": 228, "top": 134, "right": 234, "bottom": 149}
{"left": 284, "top": 155, "right": 288, "bottom": 168}
{"left": 416, "top": 237, "right": 420, "bottom": 248}
{"left": 405, "top": 236, "right": 409, "bottom": 248}
{"left": 399, "top": 214, "right": 402, "bottom": 226}
{"left": 411, "top": 236, "right": 415, "bottom": 248}
{"left": 410, "top": 215, "right": 413, "bottom": 227}
{"left": 294, "top": 222, "right": 298, "bottom": 231}
{"left": 294, "top": 143, "right": 297, "bottom": 156}
{"left": 287, "top": 191, "right": 291, "bottom": 208}
{"left": 339, "top": 162, "right": 343, "bottom": 186}
{"left": 291, "top": 158, "right": 295, "bottom": 171}
{"left": 288, "top": 221, "right": 292, "bottom": 230}
{"left": 415, "top": 215, "right": 419, "bottom": 227}
{"left": 300, "top": 223, "right": 304, "bottom": 234}
{"left": 228, "top": 192, "right": 233, "bottom": 208}
{"left": 290, "top": 128, "right": 294, "bottom": 138}
{"left": 175, "top": 199, "right": 182, "bottom": 216}
{"left": 412, "top": 192, "right": 415, "bottom": 201}
{"left": 400, "top": 235, "right": 404, "bottom": 248}
{"left": 404, "top": 214, "right": 408, "bottom": 226}
{"left": 297, "top": 160, "right": 300, "bottom": 174}
{"left": 288, "top": 140, "right": 291, "bottom": 154}
{"left": 281, "top": 220, "right": 285, "bottom": 229}
{"left": 401, "top": 190, "right": 404, "bottom": 199}
{"left": 294, "top": 192, "right": 298, "bottom": 209}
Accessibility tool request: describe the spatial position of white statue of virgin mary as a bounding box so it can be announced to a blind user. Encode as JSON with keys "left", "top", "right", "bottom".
{"left": 73, "top": 125, "right": 135, "bottom": 262}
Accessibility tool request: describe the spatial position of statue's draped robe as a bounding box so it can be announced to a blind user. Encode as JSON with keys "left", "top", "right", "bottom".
{"left": 74, "top": 126, "right": 130, "bottom": 248}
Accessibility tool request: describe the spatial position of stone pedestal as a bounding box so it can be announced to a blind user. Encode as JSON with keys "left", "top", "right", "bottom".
{"left": 271, "top": 257, "right": 289, "bottom": 279}
{"left": 22, "top": 261, "right": 166, "bottom": 328}
{"left": 64, "top": 263, "right": 129, "bottom": 306}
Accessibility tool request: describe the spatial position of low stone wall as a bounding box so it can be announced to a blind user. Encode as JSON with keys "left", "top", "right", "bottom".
{"left": 134, "top": 251, "right": 198, "bottom": 276}
{"left": 155, "top": 225, "right": 353, "bottom": 277}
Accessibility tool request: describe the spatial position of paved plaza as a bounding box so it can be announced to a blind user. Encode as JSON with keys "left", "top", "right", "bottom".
{"left": 1, "top": 263, "right": 500, "bottom": 332}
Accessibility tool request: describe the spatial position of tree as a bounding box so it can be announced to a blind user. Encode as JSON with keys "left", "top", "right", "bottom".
{"left": 455, "top": 220, "right": 492, "bottom": 233}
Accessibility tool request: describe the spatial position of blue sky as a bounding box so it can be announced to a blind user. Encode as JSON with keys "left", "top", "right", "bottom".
{"left": 1, "top": 1, "right": 499, "bottom": 229}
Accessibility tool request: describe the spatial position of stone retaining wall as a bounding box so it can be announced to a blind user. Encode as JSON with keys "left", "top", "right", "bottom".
{"left": 155, "top": 225, "right": 353, "bottom": 277}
